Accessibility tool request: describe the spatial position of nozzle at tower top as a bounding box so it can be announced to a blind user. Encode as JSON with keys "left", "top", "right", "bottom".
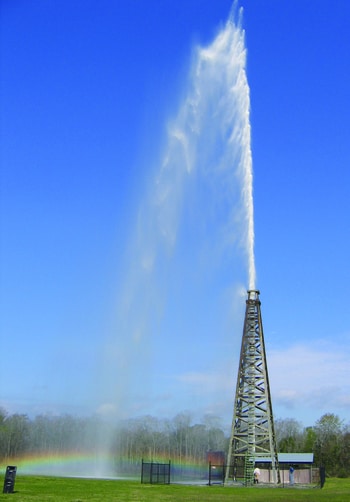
{"left": 247, "top": 290, "right": 260, "bottom": 300}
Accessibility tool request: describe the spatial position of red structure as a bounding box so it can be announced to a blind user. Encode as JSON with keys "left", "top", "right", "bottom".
{"left": 207, "top": 451, "right": 225, "bottom": 465}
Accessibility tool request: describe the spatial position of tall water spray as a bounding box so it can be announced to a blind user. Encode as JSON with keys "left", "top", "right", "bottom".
{"left": 102, "top": 0, "right": 256, "bottom": 444}
{"left": 138, "top": 4, "right": 256, "bottom": 299}
{"left": 152, "top": 5, "right": 256, "bottom": 291}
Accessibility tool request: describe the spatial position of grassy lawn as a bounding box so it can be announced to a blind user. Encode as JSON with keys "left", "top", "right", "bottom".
{"left": 0, "top": 476, "right": 349, "bottom": 501}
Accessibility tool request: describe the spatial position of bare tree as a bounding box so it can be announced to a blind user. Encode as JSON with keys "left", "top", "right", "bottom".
{"left": 274, "top": 417, "right": 304, "bottom": 452}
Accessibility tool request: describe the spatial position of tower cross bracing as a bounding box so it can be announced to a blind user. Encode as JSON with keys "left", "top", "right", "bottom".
{"left": 225, "top": 290, "right": 280, "bottom": 485}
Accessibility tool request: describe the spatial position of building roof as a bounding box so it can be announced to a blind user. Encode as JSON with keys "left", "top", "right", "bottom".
{"left": 278, "top": 453, "right": 314, "bottom": 463}
{"left": 255, "top": 453, "right": 314, "bottom": 464}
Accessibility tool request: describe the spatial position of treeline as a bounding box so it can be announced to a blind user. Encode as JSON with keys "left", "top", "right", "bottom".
{"left": 274, "top": 414, "right": 350, "bottom": 477}
{"left": 0, "top": 409, "right": 227, "bottom": 473}
{"left": 0, "top": 408, "right": 349, "bottom": 477}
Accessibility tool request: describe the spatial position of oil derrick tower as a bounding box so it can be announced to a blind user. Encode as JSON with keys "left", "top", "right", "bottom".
{"left": 225, "top": 290, "right": 280, "bottom": 485}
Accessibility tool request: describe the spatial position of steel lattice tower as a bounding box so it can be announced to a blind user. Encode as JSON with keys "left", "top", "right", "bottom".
{"left": 225, "top": 290, "right": 280, "bottom": 485}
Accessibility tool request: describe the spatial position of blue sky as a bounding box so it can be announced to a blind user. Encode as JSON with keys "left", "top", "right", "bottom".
{"left": 1, "top": 0, "right": 350, "bottom": 429}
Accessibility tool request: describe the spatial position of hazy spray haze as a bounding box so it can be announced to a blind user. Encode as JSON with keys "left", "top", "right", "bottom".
{"left": 14, "top": 4, "right": 256, "bottom": 479}
{"left": 101, "top": 5, "right": 255, "bottom": 421}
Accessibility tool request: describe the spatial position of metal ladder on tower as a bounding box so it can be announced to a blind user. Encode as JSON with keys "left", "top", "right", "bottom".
{"left": 244, "top": 454, "right": 255, "bottom": 486}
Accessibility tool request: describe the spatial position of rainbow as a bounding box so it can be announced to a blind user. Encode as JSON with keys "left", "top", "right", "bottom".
{"left": 2, "top": 451, "right": 117, "bottom": 478}
{"left": 2, "top": 451, "right": 208, "bottom": 480}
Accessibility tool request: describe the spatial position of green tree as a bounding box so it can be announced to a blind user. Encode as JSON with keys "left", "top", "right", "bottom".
{"left": 314, "top": 413, "right": 343, "bottom": 475}
{"left": 303, "top": 426, "right": 317, "bottom": 452}
{"left": 338, "top": 429, "right": 350, "bottom": 477}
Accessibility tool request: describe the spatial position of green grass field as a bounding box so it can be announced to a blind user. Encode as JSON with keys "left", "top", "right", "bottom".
{"left": 0, "top": 476, "right": 349, "bottom": 501}
{"left": 0, "top": 476, "right": 350, "bottom": 502}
